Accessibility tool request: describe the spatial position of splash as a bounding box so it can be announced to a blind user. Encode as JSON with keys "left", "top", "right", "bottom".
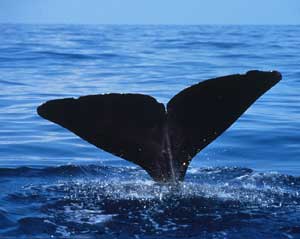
{"left": 1, "top": 165, "right": 300, "bottom": 238}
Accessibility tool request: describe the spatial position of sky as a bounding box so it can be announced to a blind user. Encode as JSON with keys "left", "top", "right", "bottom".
{"left": 0, "top": 0, "right": 299, "bottom": 25}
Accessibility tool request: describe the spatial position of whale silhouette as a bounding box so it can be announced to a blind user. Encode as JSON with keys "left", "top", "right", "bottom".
{"left": 37, "top": 70, "right": 281, "bottom": 182}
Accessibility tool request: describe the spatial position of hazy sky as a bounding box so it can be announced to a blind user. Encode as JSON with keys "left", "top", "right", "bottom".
{"left": 0, "top": 0, "right": 299, "bottom": 24}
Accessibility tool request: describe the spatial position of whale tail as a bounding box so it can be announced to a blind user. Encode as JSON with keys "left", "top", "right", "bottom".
{"left": 37, "top": 70, "right": 281, "bottom": 182}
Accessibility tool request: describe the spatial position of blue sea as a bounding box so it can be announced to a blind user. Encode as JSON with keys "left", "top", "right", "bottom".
{"left": 0, "top": 24, "right": 299, "bottom": 238}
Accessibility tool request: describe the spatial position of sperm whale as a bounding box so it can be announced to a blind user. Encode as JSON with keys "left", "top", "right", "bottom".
{"left": 37, "top": 70, "right": 281, "bottom": 182}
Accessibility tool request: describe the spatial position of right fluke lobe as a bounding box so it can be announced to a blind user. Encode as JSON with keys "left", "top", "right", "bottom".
{"left": 37, "top": 70, "right": 281, "bottom": 182}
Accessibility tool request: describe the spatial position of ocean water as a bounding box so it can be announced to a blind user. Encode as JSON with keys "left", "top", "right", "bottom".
{"left": 0, "top": 24, "right": 299, "bottom": 238}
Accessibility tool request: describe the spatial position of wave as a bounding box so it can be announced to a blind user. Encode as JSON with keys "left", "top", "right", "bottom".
{"left": 1, "top": 165, "right": 300, "bottom": 188}
{"left": 35, "top": 51, "right": 97, "bottom": 60}
{"left": 0, "top": 164, "right": 136, "bottom": 178}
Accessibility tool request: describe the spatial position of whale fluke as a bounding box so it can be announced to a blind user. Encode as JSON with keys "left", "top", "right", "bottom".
{"left": 37, "top": 70, "right": 281, "bottom": 182}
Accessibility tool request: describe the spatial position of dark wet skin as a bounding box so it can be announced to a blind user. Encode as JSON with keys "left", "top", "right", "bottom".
{"left": 37, "top": 70, "right": 281, "bottom": 182}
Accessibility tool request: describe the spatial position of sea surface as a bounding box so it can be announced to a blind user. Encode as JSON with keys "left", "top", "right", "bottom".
{"left": 0, "top": 24, "right": 299, "bottom": 238}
